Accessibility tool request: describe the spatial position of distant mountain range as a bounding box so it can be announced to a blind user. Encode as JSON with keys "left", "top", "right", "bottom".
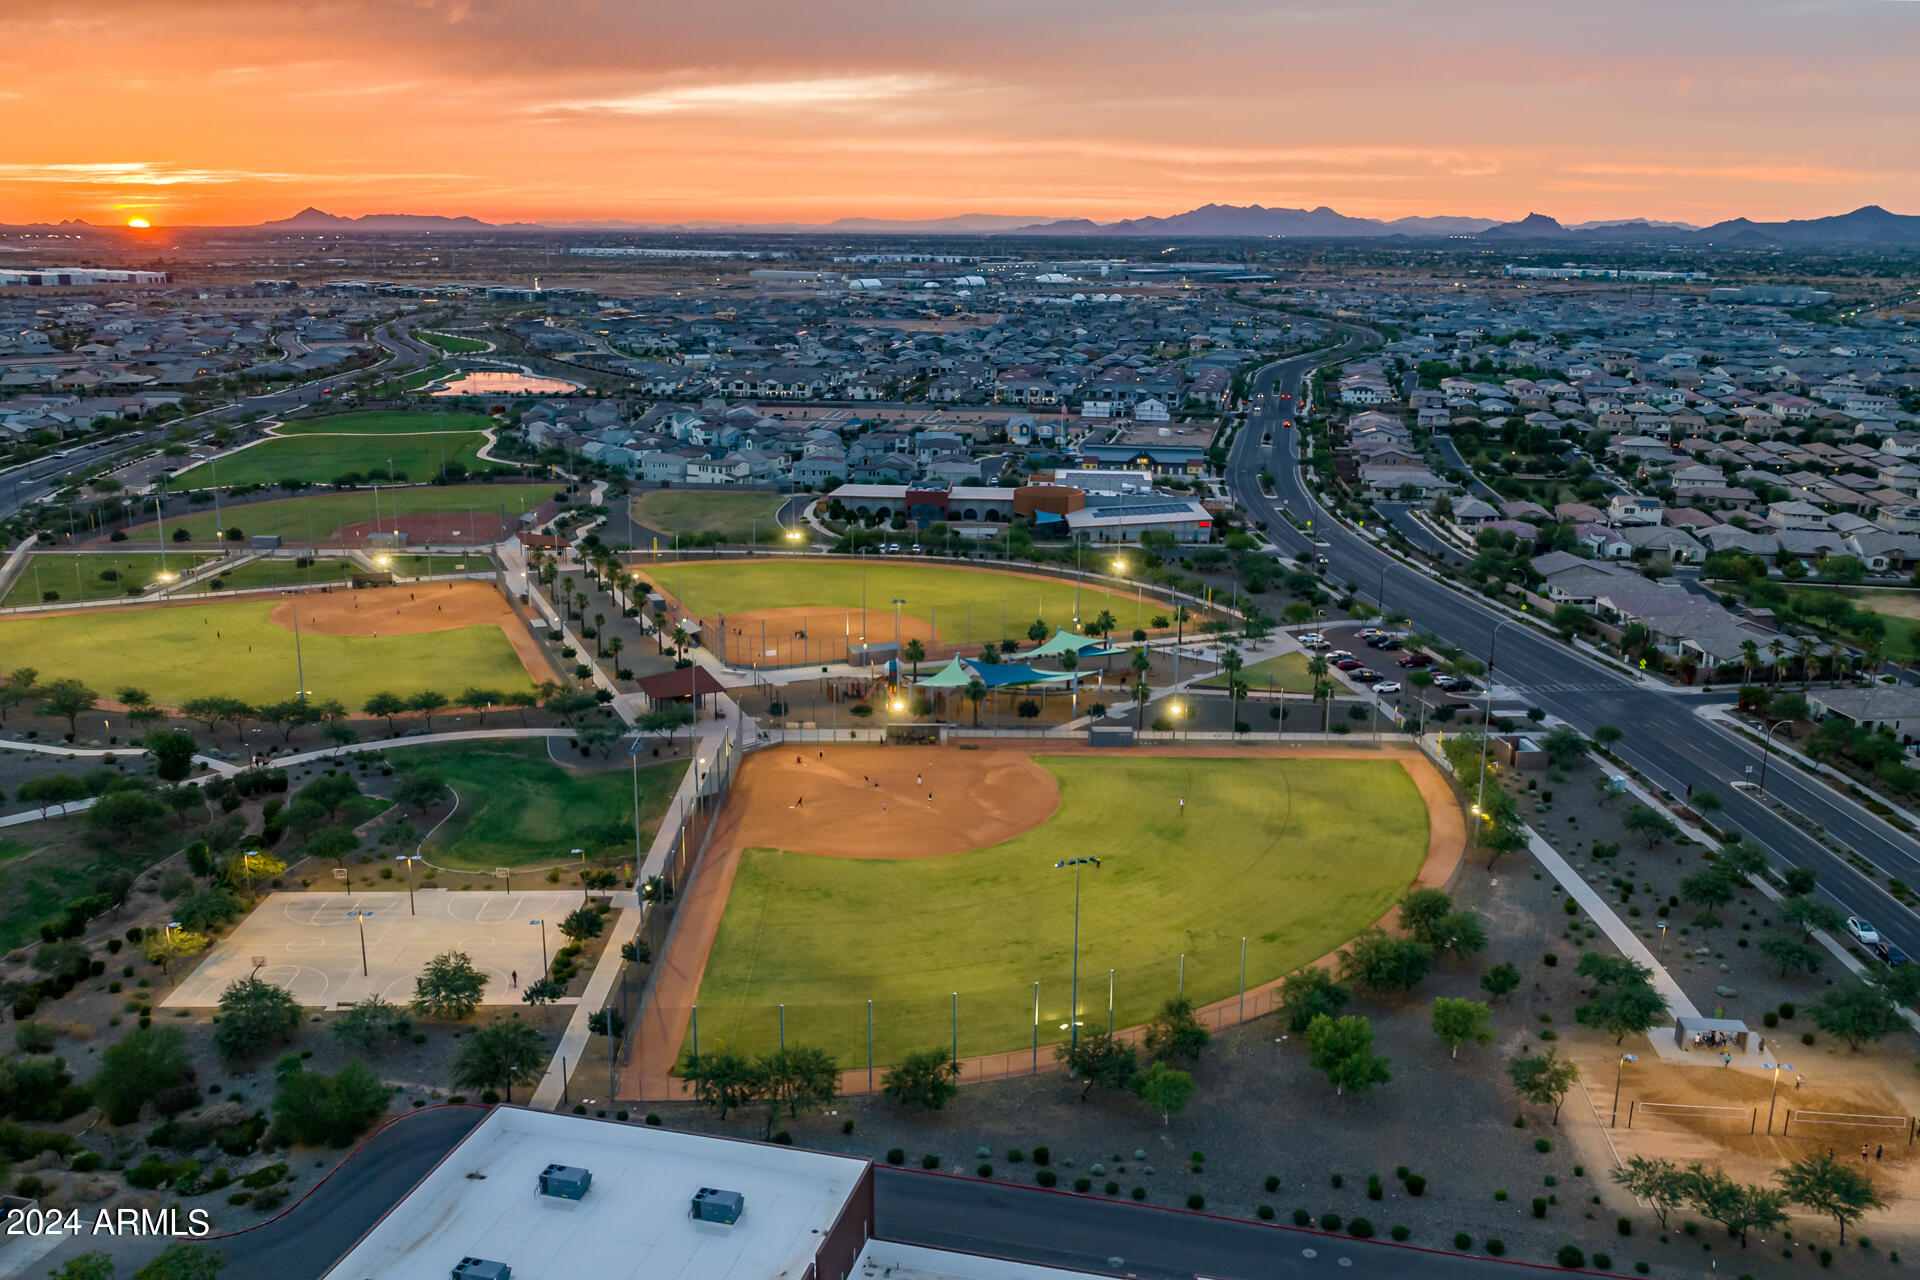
{"left": 26, "top": 202, "right": 1914, "bottom": 247}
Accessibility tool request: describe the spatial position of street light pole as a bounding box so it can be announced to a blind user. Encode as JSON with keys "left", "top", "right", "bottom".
{"left": 162, "top": 920, "right": 182, "bottom": 986}
{"left": 396, "top": 854, "right": 420, "bottom": 915}
{"left": 346, "top": 909, "right": 371, "bottom": 976}
{"left": 1758, "top": 719, "right": 1794, "bottom": 795}
{"left": 1476, "top": 619, "right": 1519, "bottom": 820}
{"left": 1053, "top": 857, "right": 1102, "bottom": 1061}
{"left": 530, "top": 918, "right": 549, "bottom": 972}
{"left": 1611, "top": 1052, "right": 1638, "bottom": 1127}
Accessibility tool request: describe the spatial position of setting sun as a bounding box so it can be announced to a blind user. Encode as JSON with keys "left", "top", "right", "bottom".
{"left": 126, "top": 218, "right": 150, "bottom": 228}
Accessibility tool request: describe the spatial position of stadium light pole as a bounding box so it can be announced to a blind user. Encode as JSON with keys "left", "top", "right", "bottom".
{"left": 396, "top": 854, "right": 421, "bottom": 915}
{"left": 1764, "top": 1062, "right": 1797, "bottom": 1135}
{"left": 1054, "top": 857, "right": 1101, "bottom": 1062}
{"left": 280, "top": 590, "right": 307, "bottom": 705}
{"left": 575, "top": 847, "right": 587, "bottom": 903}
{"left": 345, "top": 909, "right": 372, "bottom": 977}
{"left": 1610, "top": 1052, "right": 1638, "bottom": 1127}
{"left": 892, "top": 597, "right": 906, "bottom": 648}
{"left": 530, "top": 918, "right": 549, "bottom": 972}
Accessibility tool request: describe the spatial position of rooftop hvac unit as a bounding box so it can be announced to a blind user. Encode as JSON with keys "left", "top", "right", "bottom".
{"left": 451, "top": 1258, "right": 510, "bottom": 1280}
{"left": 537, "top": 1164, "right": 592, "bottom": 1200}
{"left": 690, "top": 1187, "right": 745, "bottom": 1225}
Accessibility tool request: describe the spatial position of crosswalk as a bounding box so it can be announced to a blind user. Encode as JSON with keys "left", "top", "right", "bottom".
{"left": 1504, "top": 680, "right": 1629, "bottom": 695}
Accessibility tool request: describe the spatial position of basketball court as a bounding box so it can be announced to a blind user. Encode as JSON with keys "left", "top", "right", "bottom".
{"left": 159, "top": 889, "right": 596, "bottom": 1009}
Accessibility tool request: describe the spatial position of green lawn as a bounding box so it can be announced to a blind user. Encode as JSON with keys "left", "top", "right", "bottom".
{"left": 0, "top": 821, "right": 175, "bottom": 952}
{"left": 0, "top": 598, "right": 535, "bottom": 708}
{"left": 656, "top": 559, "right": 1177, "bottom": 647}
{"left": 1200, "top": 651, "right": 1316, "bottom": 693}
{"left": 181, "top": 558, "right": 359, "bottom": 594}
{"left": 692, "top": 755, "right": 1428, "bottom": 1063}
{"left": 630, "top": 491, "right": 788, "bottom": 543}
{"left": 4, "top": 553, "right": 213, "bottom": 607}
{"left": 390, "top": 739, "right": 687, "bottom": 869}
{"left": 271, "top": 410, "right": 495, "bottom": 436}
{"left": 116, "top": 483, "right": 555, "bottom": 544}
{"left": 169, "top": 432, "right": 492, "bottom": 489}
{"left": 417, "top": 332, "right": 490, "bottom": 354}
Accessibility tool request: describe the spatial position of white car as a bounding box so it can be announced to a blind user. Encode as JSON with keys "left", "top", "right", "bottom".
{"left": 1848, "top": 917, "right": 1880, "bottom": 947}
{"left": 1374, "top": 681, "right": 1402, "bottom": 694}
{"left": 1297, "top": 633, "right": 1325, "bottom": 645}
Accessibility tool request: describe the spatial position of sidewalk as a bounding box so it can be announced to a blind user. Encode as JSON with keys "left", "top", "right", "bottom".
{"left": 529, "top": 904, "right": 637, "bottom": 1110}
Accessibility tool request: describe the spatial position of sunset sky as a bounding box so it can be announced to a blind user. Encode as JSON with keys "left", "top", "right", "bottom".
{"left": 4, "top": 0, "right": 1919, "bottom": 228}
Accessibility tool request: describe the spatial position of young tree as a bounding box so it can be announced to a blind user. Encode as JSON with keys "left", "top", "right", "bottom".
{"left": 757, "top": 1045, "right": 839, "bottom": 1123}
{"left": 363, "top": 691, "right": 408, "bottom": 734}
{"left": 408, "top": 690, "right": 449, "bottom": 732}
{"left": 1777, "top": 1150, "right": 1886, "bottom": 1245}
{"left": 1758, "top": 932, "right": 1825, "bottom": 979}
{"left": 1679, "top": 867, "right": 1736, "bottom": 928}
{"left": 17, "top": 773, "right": 88, "bottom": 817}
{"left": 39, "top": 677, "right": 98, "bottom": 733}
{"left": 1337, "top": 928, "right": 1433, "bottom": 993}
{"left": 638, "top": 703, "right": 696, "bottom": 745}
{"left": 1275, "top": 966, "right": 1351, "bottom": 1034}
{"left": 256, "top": 698, "right": 315, "bottom": 744}
{"left": 1141, "top": 996, "right": 1210, "bottom": 1064}
{"left": 1129, "top": 1060, "right": 1196, "bottom": 1123}
{"left": 1684, "top": 1163, "right": 1789, "bottom": 1247}
{"left": 1780, "top": 895, "right": 1844, "bottom": 940}
{"left": 1592, "top": 723, "right": 1623, "bottom": 751}
{"left": 1575, "top": 979, "right": 1668, "bottom": 1044}
{"left": 1055, "top": 1031, "right": 1137, "bottom": 1100}
{"left": 1612, "top": 1155, "right": 1687, "bottom": 1230}
{"left": 144, "top": 730, "right": 199, "bottom": 784}
{"left": 90, "top": 1024, "right": 194, "bottom": 1125}
{"left": 1397, "top": 888, "right": 1454, "bottom": 944}
{"left": 1508, "top": 1047, "right": 1580, "bottom": 1123}
{"left": 413, "top": 950, "right": 489, "bottom": 1020}
{"left": 1430, "top": 997, "right": 1496, "bottom": 1059}
{"left": 272, "top": 1055, "right": 391, "bottom": 1147}
{"left": 213, "top": 976, "right": 303, "bottom": 1061}
{"left": 559, "top": 905, "right": 604, "bottom": 942}
{"left": 392, "top": 767, "right": 447, "bottom": 812}
{"left": 520, "top": 978, "right": 566, "bottom": 1006}
{"left": 1809, "top": 982, "right": 1904, "bottom": 1051}
{"left": 1480, "top": 961, "right": 1521, "bottom": 1003}
{"left": 1304, "top": 1013, "right": 1392, "bottom": 1096}
{"left": 334, "top": 994, "right": 412, "bottom": 1052}
{"left": 1621, "top": 804, "right": 1679, "bottom": 848}
{"left": 881, "top": 1047, "right": 960, "bottom": 1110}
{"left": 452, "top": 1017, "right": 546, "bottom": 1102}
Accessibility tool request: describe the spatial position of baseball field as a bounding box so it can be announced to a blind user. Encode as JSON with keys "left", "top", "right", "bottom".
{"left": 651, "top": 558, "right": 1183, "bottom": 664}
{"left": 115, "top": 482, "right": 554, "bottom": 544}
{"left": 0, "top": 582, "right": 543, "bottom": 707}
{"left": 3, "top": 553, "right": 213, "bottom": 607}
{"left": 630, "top": 490, "right": 788, "bottom": 542}
{"left": 169, "top": 428, "right": 493, "bottom": 489}
{"left": 646, "top": 746, "right": 1441, "bottom": 1074}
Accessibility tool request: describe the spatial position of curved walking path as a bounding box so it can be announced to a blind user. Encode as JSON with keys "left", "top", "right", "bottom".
{"left": 620, "top": 741, "right": 1465, "bottom": 1101}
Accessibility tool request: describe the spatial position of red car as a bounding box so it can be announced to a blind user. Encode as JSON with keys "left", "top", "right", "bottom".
{"left": 1397, "top": 653, "right": 1434, "bottom": 668}
{"left": 1334, "top": 658, "right": 1364, "bottom": 671}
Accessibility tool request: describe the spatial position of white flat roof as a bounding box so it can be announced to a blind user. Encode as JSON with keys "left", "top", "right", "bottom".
{"left": 323, "top": 1108, "right": 869, "bottom": 1280}
{"left": 855, "top": 1241, "right": 1103, "bottom": 1280}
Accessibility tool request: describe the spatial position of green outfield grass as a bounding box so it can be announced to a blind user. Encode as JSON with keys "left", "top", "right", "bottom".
{"left": 3, "top": 553, "right": 213, "bottom": 607}
{"left": 169, "top": 432, "right": 492, "bottom": 489}
{"left": 388, "top": 739, "right": 688, "bottom": 870}
{"left": 0, "top": 598, "right": 535, "bottom": 708}
{"left": 654, "top": 558, "right": 1178, "bottom": 646}
{"left": 691, "top": 755, "right": 1428, "bottom": 1063}
{"left": 1199, "top": 650, "right": 1316, "bottom": 693}
{"left": 271, "top": 410, "right": 495, "bottom": 436}
{"left": 417, "top": 332, "right": 490, "bottom": 354}
{"left": 630, "top": 490, "right": 788, "bottom": 542}
{"left": 117, "top": 483, "right": 554, "bottom": 544}
{"left": 182, "top": 558, "right": 359, "bottom": 594}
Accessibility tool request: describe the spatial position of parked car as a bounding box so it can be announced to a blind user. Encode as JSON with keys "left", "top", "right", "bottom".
{"left": 1374, "top": 680, "right": 1402, "bottom": 694}
{"left": 1875, "top": 939, "right": 1910, "bottom": 967}
{"left": 1330, "top": 650, "right": 1354, "bottom": 661}
{"left": 1351, "top": 669, "right": 1382, "bottom": 684}
{"left": 1334, "top": 658, "right": 1364, "bottom": 671}
{"left": 1376, "top": 639, "right": 1403, "bottom": 651}
{"left": 1848, "top": 917, "right": 1880, "bottom": 946}
{"left": 1397, "top": 653, "right": 1434, "bottom": 667}
{"left": 1297, "top": 633, "right": 1325, "bottom": 646}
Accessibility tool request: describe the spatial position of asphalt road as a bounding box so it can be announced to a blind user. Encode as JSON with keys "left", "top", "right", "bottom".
{"left": 1232, "top": 336, "right": 1920, "bottom": 962}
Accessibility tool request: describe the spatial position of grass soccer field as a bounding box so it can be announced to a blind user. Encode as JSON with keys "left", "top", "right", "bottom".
{"left": 1199, "top": 650, "right": 1316, "bottom": 693}
{"left": 3, "top": 553, "right": 213, "bottom": 607}
{"left": 116, "top": 483, "right": 554, "bottom": 544}
{"left": 169, "top": 431, "right": 491, "bottom": 489}
{"left": 417, "top": 332, "right": 490, "bottom": 354}
{"left": 0, "top": 588, "right": 537, "bottom": 708}
{"left": 630, "top": 491, "right": 788, "bottom": 542}
{"left": 388, "top": 739, "right": 689, "bottom": 869}
{"left": 271, "top": 410, "right": 495, "bottom": 436}
{"left": 655, "top": 558, "right": 1178, "bottom": 650}
{"left": 687, "top": 751, "right": 1429, "bottom": 1064}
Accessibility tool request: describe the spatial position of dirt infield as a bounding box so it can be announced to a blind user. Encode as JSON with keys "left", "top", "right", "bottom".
{"left": 270, "top": 581, "right": 553, "bottom": 683}
{"left": 623, "top": 743, "right": 1464, "bottom": 1099}
{"left": 331, "top": 512, "right": 522, "bottom": 546}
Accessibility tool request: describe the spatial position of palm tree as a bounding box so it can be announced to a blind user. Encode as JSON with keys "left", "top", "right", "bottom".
{"left": 1767, "top": 638, "right": 1786, "bottom": 685}
{"left": 593, "top": 612, "right": 608, "bottom": 657}
{"left": 903, "top": 638, "right": 926, "bottom": 678}
{"left": 672, "top": 624, "right": 689, "bottom": 660}
{"left": 965, "top": 676, "right": 987, "bottom": 726}
{"left": 1796, "top": 636, "right": 1818, "bottom": 686}
{"left": 1228, "top": 675, "right": 1249, "bottom": 736}
{"left": 607, "top": 634, "right": 624, "bottom": 673}
{"left": 1739, "top": 639, "right": 1759, "bottom": 685}
{"left": 1307, "top": 655, "right": 1332, "bottom": 733}
{"left": 1131, "top": 646, "right": 1152, "bottom": 682}
{"left": 1061, "top": 651, "right": 1079, "bottom": 713}
{"left": 1173, "top": 604, "right": 1191, "bottom": 650}
{"left": 1863, "top": 637, "right": 1884, "bottom": 684}
{"left": 1133, "top": 679, "right": 1152, "bottom": 730}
